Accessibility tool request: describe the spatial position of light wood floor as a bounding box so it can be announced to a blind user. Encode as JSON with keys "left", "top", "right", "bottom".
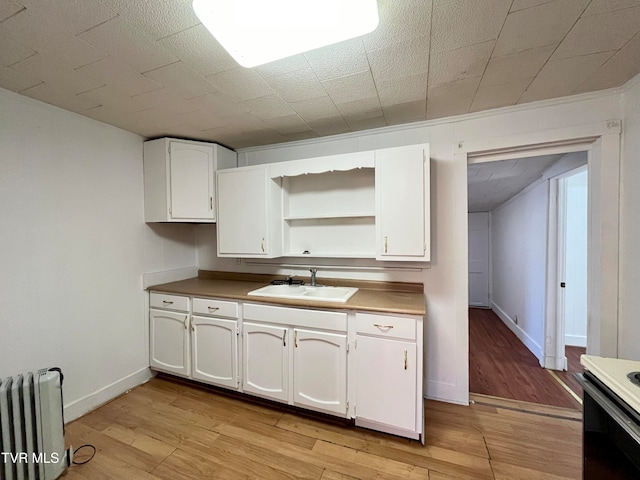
{"left": 63, "top": 376, "right": 582, "bottom": 480}
{"left": 469, "top": 308, "right": 584, "bottom": 409}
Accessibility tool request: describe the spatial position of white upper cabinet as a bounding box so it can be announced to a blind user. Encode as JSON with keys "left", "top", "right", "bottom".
{"left": 144, "top": 137, "right": 237, "bottom": 223}
{"left": 376, "top": 144, "right": 430, "bottom": 261}
{"left": 217, "top": 164, "right": 282, "bottom": 258}
{"left": 215, "top": 145, "right": 430, "bottom": 261}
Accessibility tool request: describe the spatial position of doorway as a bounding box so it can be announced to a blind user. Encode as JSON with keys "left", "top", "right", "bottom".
{"left": 467, "top": 152, "right": 588, "bottom": 409}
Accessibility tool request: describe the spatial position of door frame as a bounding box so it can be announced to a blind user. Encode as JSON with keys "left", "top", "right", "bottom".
{"left": 457, "top": 120, "right": 621, "bottom": 378}
{"left": 548, "top": 164, "right": 588, "bottom": 371}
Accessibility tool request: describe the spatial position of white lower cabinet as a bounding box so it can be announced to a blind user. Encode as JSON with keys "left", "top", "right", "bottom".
{"left": 149, "top": 294, "right": 422, "bottom": 440}
{"left": 293, "top": 328, "right": 347, "bottom": 415}
{"left": 150, "top": 308, "right": 190, "bottom": 377}
{"left": 150, "top": 294, "right": 239, "bottom": 390}
{"left": 149, "top": 293, "right": 191, "bottom": 377}
{"left": 355, "top": 336, "right": 417, "bottom": 431}
{"left": 191, "top": 316, "right": 238, "bottom": 388}
{"left": 242, "top": 322, "right": 289, "bottom": 402}
{"left": 354, "top": 312, "right": 423, "bottom": 440}
{"left": 242, "top": 303, "right": 348, "bottom": 416}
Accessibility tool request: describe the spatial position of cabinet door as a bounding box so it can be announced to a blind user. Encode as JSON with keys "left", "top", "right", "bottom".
{"left": 150, "top": 309, "right": 190, "bottom": 376}
{"left": 355, "top": 335, "right": 417, "bottom": 431}
{"left": 191, "top": 315, "right": 238, "bottom": 389}
{"left": 217, "top": 166, "right": 270, "bottom": 256}
{"left": 376, "top": 145, "right": 429, "bottom": 261}
{"left": 169, "top": 141, "right": 214, "bottom": 220}
{"left": 293, "top": 329, "right": 347, "bottom": 415}
{"left": 242, "top": 322, "right": 289, "bottom": 402}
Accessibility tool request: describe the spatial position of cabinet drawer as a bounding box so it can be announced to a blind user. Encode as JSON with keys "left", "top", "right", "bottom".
{"left": 355, "top": 312, "right": 416, "bottom": 340}
{"left": 244, "top": 303, "right": 347, "bottom": 332}
{"left": 150, "top": 292, "right": 189, "bottom": 312}
{"left": 192, "top": 298, "right": 238, "bottom": 319}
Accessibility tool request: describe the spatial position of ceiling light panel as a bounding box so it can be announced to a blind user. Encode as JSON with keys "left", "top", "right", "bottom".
{"left": 192, "top": 0, "right": 379, "bottom": 68}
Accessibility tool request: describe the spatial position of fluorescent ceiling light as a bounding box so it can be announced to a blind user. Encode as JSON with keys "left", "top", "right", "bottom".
{"left": 192, "top": 0, "right": 379, "bottom": 68}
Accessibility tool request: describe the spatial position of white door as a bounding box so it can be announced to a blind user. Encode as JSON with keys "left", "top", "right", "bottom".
{"left": 375, "top": 145, "right": 429, "bottom": 261}
{"left": 293, "top": 329, "right": 347, "bottom": 415}
{"left": 191, "top": 316, "right": 238, "bottom": 388}
{"left": 149, "top": 309, "right": 190, "bottom": 376}
{"left": 217, "top": 166, "right": 269, "bottom": 256}
{"left": 169, "top": 141, "right": 214, "bottom": 220}
{"left": 355, "top": 335, "right": 417, "bottom": 431}
{"left": 562, "top": 170, "right": 588, "bottom": 347}
{"left": 468, "top": 212, "right": 490, "bottom": 307}
{"left": 242, "top": 322, "right": 289, "bottom": 402}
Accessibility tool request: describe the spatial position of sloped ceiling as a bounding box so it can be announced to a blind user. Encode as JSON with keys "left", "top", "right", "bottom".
{"left": 1, "top": 0, "right": 640, "bottom": 149}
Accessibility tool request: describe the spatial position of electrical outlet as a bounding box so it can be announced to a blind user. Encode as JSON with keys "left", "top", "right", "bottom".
{"left": 514, "top": 315, "right": 518, "bottom": 325}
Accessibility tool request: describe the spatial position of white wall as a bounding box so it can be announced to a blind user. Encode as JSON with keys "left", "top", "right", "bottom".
{"left": 619, "top": 76, "right": 640, "bottom": 360}
{"left": 490, "top": 181, "right": 549, "bottom": 362}
{"left": 0, "top": 88, "right": 197, "bottom": 420}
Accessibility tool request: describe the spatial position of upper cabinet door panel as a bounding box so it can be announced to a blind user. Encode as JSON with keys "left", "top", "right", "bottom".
{"left": 169, "top": 141, "right": 214, "bottom": 220}
{"left": 217, "top": 165, "right": 271, "bottom": 256}
{"left": 144, "top": 138, "right": 236, "bottom": 223}
{"left": 376, "top": 145, "right": 430, "bottom": 261}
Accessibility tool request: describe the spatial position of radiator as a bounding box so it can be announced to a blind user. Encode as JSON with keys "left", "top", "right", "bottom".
{"left": 0, "top": 368, "right": 71, "bottom": 480}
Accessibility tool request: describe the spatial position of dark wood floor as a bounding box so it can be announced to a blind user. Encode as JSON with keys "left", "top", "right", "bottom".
{"left": 469, "top": 308, "right": 584, "bottom": 410}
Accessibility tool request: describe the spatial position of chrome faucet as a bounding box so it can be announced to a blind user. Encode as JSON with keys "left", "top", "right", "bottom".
{"left": 309, "top": 268, "right": 318, "bottom": 286}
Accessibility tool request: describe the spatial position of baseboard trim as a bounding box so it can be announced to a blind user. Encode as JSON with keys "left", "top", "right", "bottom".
{"left": 63, "top": 367, "right": 154, "bottom": 422}
{"left": 565, "top": 335, "right": 587, "bottom": 347}
{"left": 491, "top": 302, "right": 543, "bottom": 364}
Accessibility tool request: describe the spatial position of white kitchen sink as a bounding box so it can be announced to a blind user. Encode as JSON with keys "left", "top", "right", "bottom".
{"left": 247, "top": 284, "right": 358, "bottom": 303}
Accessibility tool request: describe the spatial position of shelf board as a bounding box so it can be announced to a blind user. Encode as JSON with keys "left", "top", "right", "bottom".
{"left": 283, "top": 252, "right": 376, "bottom": 258}
{"left": 284, "top": 213, "right": 376, "bottom": 221}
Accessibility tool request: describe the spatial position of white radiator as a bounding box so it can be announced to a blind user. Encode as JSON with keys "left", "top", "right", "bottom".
{"left": 0, "top": 368, "right": 71, "bottom": 480}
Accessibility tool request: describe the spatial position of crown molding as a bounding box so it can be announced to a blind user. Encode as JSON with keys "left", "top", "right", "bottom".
{"left": 237, "top": 83, "right": 627, "bottom": 154}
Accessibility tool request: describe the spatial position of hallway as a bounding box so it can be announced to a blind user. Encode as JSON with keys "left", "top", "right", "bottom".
{"left": 469, "top": 308, "right": 583, "bottom": 410}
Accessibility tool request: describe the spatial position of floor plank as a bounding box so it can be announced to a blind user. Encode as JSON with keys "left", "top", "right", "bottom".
{"left": 469, "top": 307, "right": 582, "bottom": 409}
{"left": 63, "top": 376, "right": 582, "bottom": 480}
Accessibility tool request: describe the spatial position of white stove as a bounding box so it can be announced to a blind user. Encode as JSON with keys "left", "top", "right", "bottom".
{"left": 581, "top": 355, "right": 640, "bottom": 414}
{"left": 578, "top": 354, "right": 640, "bottom": 479}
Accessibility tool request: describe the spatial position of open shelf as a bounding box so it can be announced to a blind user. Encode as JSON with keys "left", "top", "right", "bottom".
{"left": 284, "top": 213, "right": 375, "bottom": 221}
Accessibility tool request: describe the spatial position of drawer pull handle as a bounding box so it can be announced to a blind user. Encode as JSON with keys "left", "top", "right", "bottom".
{"left": 183, "top": 316, "right": 188, "bottom": 330}
{"left": 190, "top": 318, "right": 194, "bottom": 332}
{"left": 294, "top": 330, "right": 298, "bottom": 348}
{"left": 404, "top": 350, "right": 408, "bottom": 370}
{"left": 162, "top": 301, "right": 174, "bottom": 305}
{"left": 282, "top": 329, "right": 287, "bottom": 347}
{"left": 373, "top": 323, "right": 394, "bottom": 330}
{"left": 384, "top": 236, "right": 388, "bottom": 253}
{"left": 207, "top": 306, "right": 220, "bottom": 312}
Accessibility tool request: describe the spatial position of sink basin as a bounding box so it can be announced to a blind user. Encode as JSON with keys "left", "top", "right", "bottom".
{"left": 247, "top": 284, "right": 306, "bottom": 296}
{"left": 247, "top": 284, "right": 358, "bottom": 303}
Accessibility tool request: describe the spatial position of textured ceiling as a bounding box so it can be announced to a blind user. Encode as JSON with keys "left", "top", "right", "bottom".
{"left": 2, "top": 0, "right": 640, "bottom": 149}
{"left": 468, "top": 154, "right": 563, "bottom": 212}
